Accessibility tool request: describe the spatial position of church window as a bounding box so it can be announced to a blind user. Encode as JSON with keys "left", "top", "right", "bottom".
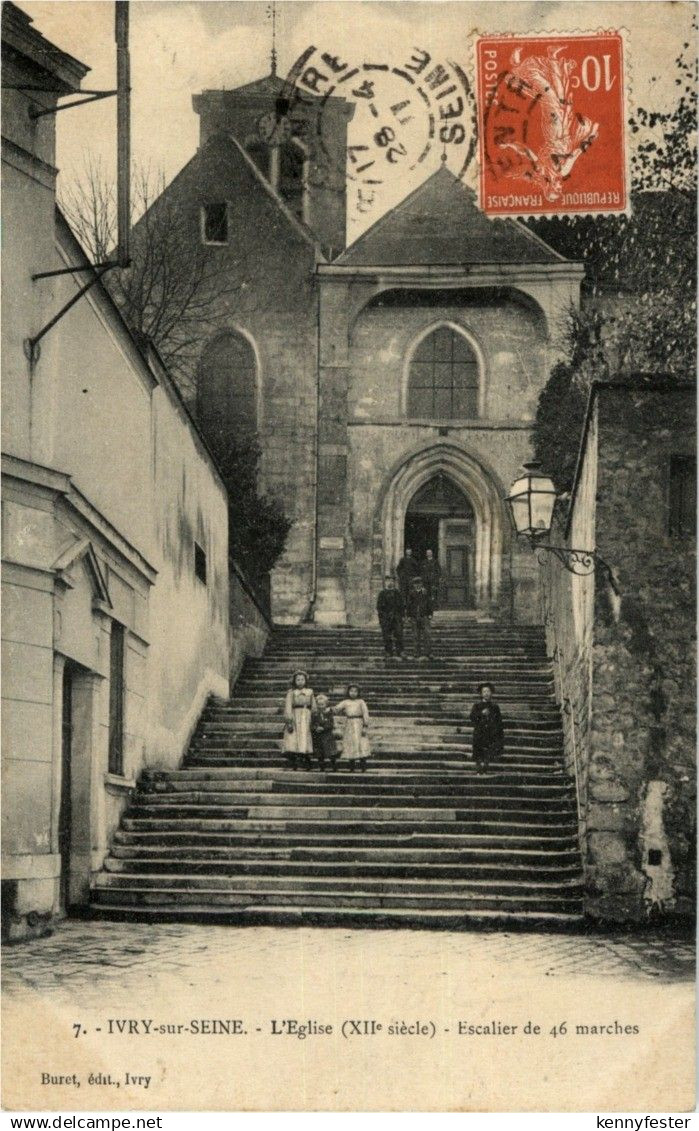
{"left": 202, "top": 202, "right": 228, "bottom": 245}
{"left": 668, "top": 455, "right": 696, "bottom": 538}
{"left": 196, "top": 331, "right": 258, "bottom": 447}
{"left": 407, "top": 326, "right": 479, "bottom": 419}
{"left": 277, "top": 140, "right": 306, "bottom": 221}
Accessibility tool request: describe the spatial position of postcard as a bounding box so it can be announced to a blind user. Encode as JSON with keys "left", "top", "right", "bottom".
{"left": 2, "top": 0, "right": 695, "bottom": 1113}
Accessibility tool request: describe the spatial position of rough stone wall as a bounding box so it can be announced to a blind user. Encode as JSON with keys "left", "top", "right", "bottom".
{"left": 540, "top": 405, "right": 597, "bottom": 867}
{"left": 541, "top": 383, "right": 696, "bottom": 923}
{"left": 589, "top": 384, "right": 696, "bottom": 922}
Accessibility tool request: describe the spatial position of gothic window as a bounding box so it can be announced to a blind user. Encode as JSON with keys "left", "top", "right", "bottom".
{"left": 196, "top": 332, "right": 257, "bottom": 449}
{"left": 407, "top": 326, "right": 479, "bottom": 419}
{"left": 202, "top": 202, "right": 228, "bottom": 245}
{"left": 278, "top": 140, "right": 306, "bottom": 221}
{"left": 668, "top": 455, "right": 696, "bottom": 537}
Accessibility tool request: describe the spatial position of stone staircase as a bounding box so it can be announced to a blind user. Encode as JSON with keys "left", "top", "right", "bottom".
{"left": 92, "top": 622, "right": 585, "bottom": 929}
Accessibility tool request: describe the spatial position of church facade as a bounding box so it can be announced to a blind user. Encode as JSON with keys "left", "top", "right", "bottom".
{"left": 141, "top": 72, "right": 584, "bottom": 626}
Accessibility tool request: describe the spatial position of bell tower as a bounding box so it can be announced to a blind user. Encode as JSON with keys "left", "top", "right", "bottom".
{"left": 192, "top": 74, "right": 353, "bottom": 256}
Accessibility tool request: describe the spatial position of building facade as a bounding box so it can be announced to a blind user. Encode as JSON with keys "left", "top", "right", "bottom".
{"left": 133, "top": 71, "right": 584, "bottom": 626}
{"left": 1, "top": 4, "right": 231, "bottom": 939}
{"left": 542, "top": 380, "right": 696, "bottom": 922}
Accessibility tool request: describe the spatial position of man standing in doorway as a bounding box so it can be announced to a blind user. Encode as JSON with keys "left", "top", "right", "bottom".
{"left": 396, "top": 546, "right": 421, "bottom": 606}
{"left": 407, "top": 576, "right": 434, "bottom": 660}
{"left": 376, "top": 575, "right": 404, "bottom": 660}
{"left": 421, "top": 548, "right": 442, "bottom": 608}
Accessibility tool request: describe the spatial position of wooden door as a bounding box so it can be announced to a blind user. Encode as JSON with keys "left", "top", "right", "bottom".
{"left": 441, "top": 521, "right": 473, "bottom": 608}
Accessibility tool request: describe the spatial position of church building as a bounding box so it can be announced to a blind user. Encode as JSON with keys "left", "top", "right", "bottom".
{"left": 139, "top": 67, "right": 584, "bottom": 626}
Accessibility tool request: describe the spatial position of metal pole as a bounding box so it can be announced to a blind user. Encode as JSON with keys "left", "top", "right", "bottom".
{"left": 115, "top": 1, "right": 131, "bottom": 268}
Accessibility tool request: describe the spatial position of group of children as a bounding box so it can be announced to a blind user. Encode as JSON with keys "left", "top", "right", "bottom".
{"left": 281, "top": 671, "right": 506, "bottom": 775}
{"left": 282, "top": 671, "right": 371, "bottom": 772}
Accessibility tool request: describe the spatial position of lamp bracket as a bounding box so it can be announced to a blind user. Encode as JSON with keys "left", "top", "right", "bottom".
{"left": 534, "top": 543, "right": 619, "bottom": 592}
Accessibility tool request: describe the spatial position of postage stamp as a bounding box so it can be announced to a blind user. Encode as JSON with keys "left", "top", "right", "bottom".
{"left": 283, "top": 45, "right": 476, "bottom": 221}
{"left": 475, "top": 32, "right": 627, "bottom": 217}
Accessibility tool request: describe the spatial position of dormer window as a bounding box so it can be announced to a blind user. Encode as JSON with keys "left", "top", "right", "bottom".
{"left": 202, "top": 202, "right": 228, "bottom": 245}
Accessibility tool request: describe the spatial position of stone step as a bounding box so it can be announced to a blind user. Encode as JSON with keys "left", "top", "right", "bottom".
{"left": 142, "top": 769, "right": 566, "bottom": 788}
{"left": 138, "top": 775, "right": 570, "bottom": 796}
{"left": 89, "top": 902, "right": 584, "bottom": 930}
{"left": 131, "top": 782, "right": 576, "bottom": 805}
{"left": 107, "top": 843, "right": 581, "bottom": 866}
{"left": 125, "top": 805, "right": 577, "bottom": 824}
{"left": 92, "top": 883, "right": 583, "bottom": 916}
{"left": 114, "top": 829, "right": 579, "bottom": 850}
{"left": 102, "top": 857, "right": 583, "bottom": 884}
{"left": 122, "top": 817, "right": 579, "bottom": 835}
{"left": 92, "top": 622, "right": 582, "bottom": 930}
{"left": 184, "top": 757, "right": 565, "bottom": 773}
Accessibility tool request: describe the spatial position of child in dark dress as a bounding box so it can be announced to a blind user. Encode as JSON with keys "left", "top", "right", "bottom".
{"left": 469, "top": 683, "right": 504, "bottom": 774}
{"left": 311, "top": 693, "right": 338, "bottom": 771}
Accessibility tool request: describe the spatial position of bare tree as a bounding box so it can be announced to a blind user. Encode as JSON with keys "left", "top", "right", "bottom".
{"left": 60, "top": 157, "right": 252, "bottom": 399}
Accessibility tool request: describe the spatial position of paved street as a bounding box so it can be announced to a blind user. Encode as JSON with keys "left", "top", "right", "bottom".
{"left": 3, "top": 920, "right": 694, "bottom": 1113}
{"left": 3, "top": 919, "right": 693, "bottom": 1006}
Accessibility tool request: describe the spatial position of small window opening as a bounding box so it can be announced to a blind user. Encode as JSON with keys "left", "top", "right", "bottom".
{"left": 202, "top": 202, "right": 228, "bottom": 245}
{"left": 194, "top": 542, "right": 207, "bottom": 584}
{"left": 669, "top": 455, "right": 696, "bottom": 538}
{"left": 108, "top": 623, "right": 125, "bottom": 776}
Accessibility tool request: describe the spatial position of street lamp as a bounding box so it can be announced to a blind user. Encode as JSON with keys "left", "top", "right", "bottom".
{"left": 505, "top": 461, "right": 616, "bottom": 583}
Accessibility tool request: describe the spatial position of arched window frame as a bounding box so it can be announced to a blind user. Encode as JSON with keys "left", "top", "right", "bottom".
{"left": 402, "top": 321, "right": 486, "bottom": 421}
{"left": 196, "top": 326, "right": 263, "bottom": 437}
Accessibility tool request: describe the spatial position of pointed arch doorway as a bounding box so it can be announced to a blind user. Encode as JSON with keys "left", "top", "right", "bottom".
{"left": 382, "top": 442, "right": 505, "bottom": 613}
{"left": 404, "top": 475, "right": 475, "bottom": 608}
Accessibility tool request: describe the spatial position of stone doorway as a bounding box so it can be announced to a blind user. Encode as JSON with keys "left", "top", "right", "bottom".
{"left": 404, "top": 475, "right": 475, "bottom": 608}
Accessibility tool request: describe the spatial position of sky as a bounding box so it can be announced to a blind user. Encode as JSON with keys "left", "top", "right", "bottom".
{"left": 19, "top": 0, "right": 696, "bottom": 238}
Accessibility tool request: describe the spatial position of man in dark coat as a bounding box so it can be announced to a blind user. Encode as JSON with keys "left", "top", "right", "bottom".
{"left": 376, "top": 575, "right": 404, "bottom": 658}
{"left": 469, "top": 683, "right": 504, "bottom": 773}
{"left": 406, "top": 576, "right": 433, "bottom": 659}
{"left": 396, "top": 547, "right": 421, "bottom": 605}
{"left": 421, "top": 548, "right": 442, "bottom": 607}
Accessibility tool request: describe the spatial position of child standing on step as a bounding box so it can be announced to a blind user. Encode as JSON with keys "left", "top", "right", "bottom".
{"left": 311, "top": 693, "right": 338, "bottom": 771}
{"left": 282, "top": 670, "right": 316, "bottom": 771}
{"left": 334, "top": 684, "right": 371, "bottom": 772}
{"left": 469, "top": 682, "right": 504, "bottom": 774}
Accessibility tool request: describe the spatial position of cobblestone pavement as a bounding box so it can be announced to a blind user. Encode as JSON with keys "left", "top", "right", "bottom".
{"left": 2, "top": 920, "right": 694, "bottom": 1007}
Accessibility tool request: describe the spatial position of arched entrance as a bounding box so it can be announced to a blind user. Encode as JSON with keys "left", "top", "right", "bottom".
{"left": 404, "top": 475, "right": 476, "bottom": 608}
{"left": 381, "top": 442, "right": 506, "bottom": 611}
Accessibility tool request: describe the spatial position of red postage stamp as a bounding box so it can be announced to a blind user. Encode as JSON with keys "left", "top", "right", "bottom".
{"left": 475, "top": 32, "right": 627, "bottom": 217}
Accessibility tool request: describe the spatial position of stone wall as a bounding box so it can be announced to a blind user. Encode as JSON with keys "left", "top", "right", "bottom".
{"left": 229, "top": 561, "right": 271, "bottom": 687}
{"left": 541, "top": 381, "right": 696, "bottom": 923}
{"left": 128, "top": 136, "right": 320, "bottom": 625}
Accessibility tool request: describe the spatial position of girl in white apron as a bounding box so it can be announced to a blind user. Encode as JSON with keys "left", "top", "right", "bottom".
{"left": 282, "top": 670, "right": 316, "bottom": 770}
{"left": 334, "top": 684, "right": 371, "bottom": 772}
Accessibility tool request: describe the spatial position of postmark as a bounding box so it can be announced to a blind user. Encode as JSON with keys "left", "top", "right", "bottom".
{"left": 280, "top": 45, "right": 476, "bottom": 222}
{"left": 475, "top": 32, "right": 627, "bottom": 217}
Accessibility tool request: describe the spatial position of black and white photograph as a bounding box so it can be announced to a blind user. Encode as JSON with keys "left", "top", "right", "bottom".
{"left": 1, "top": 0, "right": 696, "bottom": 1114}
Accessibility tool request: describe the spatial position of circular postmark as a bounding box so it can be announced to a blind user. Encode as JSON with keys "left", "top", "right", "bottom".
{"left": 276, "top": 45, "right": 476, "bottom": 222}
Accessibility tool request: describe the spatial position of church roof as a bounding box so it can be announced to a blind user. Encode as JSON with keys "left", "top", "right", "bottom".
{"left": 335, "top": 166, "right": 567, "bottom": 268}
{"left": 227, "top": 73, "right": 288, "bottom": 99}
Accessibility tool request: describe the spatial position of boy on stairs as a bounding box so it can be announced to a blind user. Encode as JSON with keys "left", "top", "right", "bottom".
{"left": 311, "top": 693, "right": 338, "bottom": 771}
